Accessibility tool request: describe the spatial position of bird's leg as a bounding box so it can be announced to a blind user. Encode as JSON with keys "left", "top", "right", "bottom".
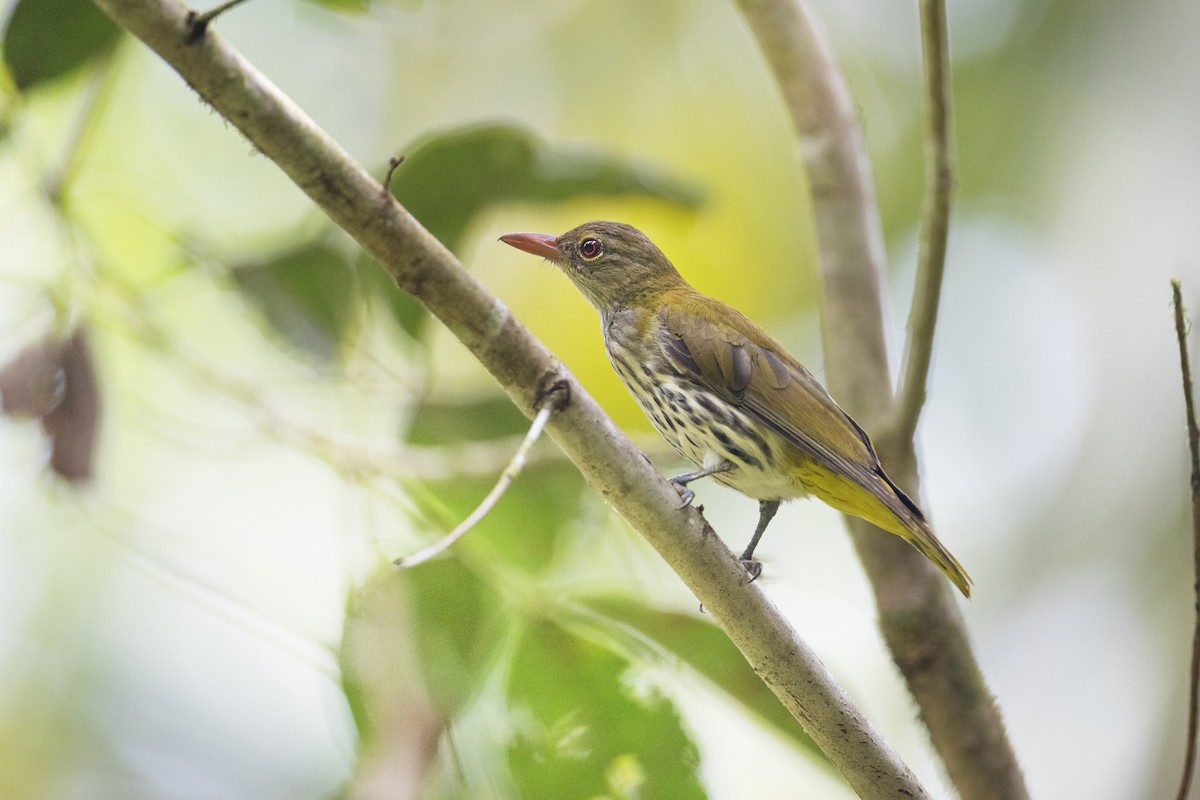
{"left": 668, "top": 460, "right": 734, "bottom": 509}
{"left": 739, "top": 500, "right": 780, "bottom": 583}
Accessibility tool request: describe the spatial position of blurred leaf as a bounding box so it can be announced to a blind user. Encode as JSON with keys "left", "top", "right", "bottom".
{"left": 354, "top": 250, "right": 426, "bottom": 340}
{"left": 367, "top": 124, "right": 702, "bottom": 340}
{"left": 342, "top": 559, "right": 507, "bottom": 726}
{"left": 388, "top": 124, "right": 702, "bottom": 254}
{"left": 302, "top": 0, "right": 371, "bottom": 13}
{"left": 406, "top": 395, "right": 532, "bottom": 446}
{"left": 231, "top": 243, "right": 357, "bottom": 364}
{"left": 338, "top": 567, "right": 446, "bottom": 795}
{"left": 507, "top": 618, "right": 706, "bottom": 800}
{"left": 404, "top": 559, "right": 508, "bottom": 717}
{"left": 0, "top": 336, "right": 63, "bottom": 418}
{"left": 42, "top": 328, "right": 101, "bottom": 482}
{"left": 3, "top": 0, "right": 121, "bottom": 90}
{"left": 581, "top": 595, "right": 828, "bottom": 767}
{"left": 0, "top": 328, "right": 100, "bottom": 483}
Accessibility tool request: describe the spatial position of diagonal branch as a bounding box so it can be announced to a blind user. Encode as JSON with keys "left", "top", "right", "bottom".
{"left": 89, "top": 0, "right": 930, "bottom": 796}
{"left": 732, "top": 0, "right": 1029, "bottom": 797}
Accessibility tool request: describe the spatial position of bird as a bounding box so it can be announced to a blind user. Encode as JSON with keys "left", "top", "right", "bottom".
{"left": 500, "top": 221, "right": 972, "bottom": 598}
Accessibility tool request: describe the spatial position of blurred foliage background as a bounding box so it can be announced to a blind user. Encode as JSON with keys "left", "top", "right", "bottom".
{"left": 0, "top": 0, "right": 1197, "bottom": 798}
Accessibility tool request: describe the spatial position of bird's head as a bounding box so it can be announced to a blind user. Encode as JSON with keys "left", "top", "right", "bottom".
{"left": 501, "top": 221, "right": 686, "bottom": 312}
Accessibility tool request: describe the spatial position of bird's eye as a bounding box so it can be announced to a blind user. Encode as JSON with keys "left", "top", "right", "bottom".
{"left": 579, "top": 237, "right": 603, "bottom": 260}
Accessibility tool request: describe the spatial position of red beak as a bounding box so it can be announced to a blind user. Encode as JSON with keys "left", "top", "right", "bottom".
{"left": 499, "top": 232, "right": 563, "bottom": 261}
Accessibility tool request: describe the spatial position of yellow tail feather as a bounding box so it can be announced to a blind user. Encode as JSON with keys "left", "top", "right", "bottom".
{"left": 805, "top": 469, "right": 974, "bottom": 598}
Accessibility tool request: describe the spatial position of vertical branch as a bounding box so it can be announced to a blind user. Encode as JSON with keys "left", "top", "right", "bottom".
{"left": 730, "top": 0, "right": 891, "bottom": 421}
{"left": 732, "top": 0, "right": 1029, "bottom": 797}
{"left": 1172, "top": 279, "right": 1200, "bottom": 800}
{"left": 893, "top": 0, "right": 955, "bottom": 445}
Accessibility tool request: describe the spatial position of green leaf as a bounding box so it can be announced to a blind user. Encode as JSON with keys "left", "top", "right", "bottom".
{"left": 365, "top": 123, "right": 701, "bottom": 341}
{"left": 342, "top": 560, "right": 508, "bottom": 727}
{"left": 301, "top": 0, "right": 371, "bottom": 13}
{"left": 231, "top": 243, "right": 357, "bottom": 364}
{"left": 404, "top": 559, "right": 509, "bottom": 717}
{"left": 338, "top": 568, "right": 443, "bottom": 749}
{"left": 354, "top": 250, "right": 426, "bottom": 341}
{"left": 580, "top": 596, "right": 829, "bottom": 767}
{"left": 507, "top": 618, "right": 706, "bottom": 800}
{"left": 407, "top": 395, "right": 533, "bottom": 446}
{"left": 3, "top": 0, "right": 122, "bottom": 90}
{"left": 387, "top": 124, "right": 703, "bottom": 255}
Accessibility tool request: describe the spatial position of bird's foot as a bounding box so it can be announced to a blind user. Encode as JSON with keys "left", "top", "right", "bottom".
{"left": 739, "top": 557, "right": 763, "bottom": 584}
{"left": 670, "top": 480, "right": 695, "bottom": 509}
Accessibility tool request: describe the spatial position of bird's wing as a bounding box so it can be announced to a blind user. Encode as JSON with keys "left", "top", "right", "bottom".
{"left": 658, "top": 296, "right": 973, "bottom": 598}
{"left": 657, "top": 300, "right": 890, "bottom": 496}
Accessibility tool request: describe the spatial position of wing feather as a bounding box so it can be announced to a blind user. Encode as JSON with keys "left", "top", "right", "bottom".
{"left": 658, "top": 303, "right": 886, "bottom": 496}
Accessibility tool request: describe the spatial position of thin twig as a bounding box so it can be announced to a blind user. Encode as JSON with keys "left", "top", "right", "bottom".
{"left": 892, "top": 0, "right": 955, "bottom": 445}
{"left": 1171, "top": 278, "right": 1200, "bottom": 800}
{"left": 382, "top": 154, "right": 405, "bottom": 195}
{"left": 395, "top": 403, "right": 554, "bottom": 569}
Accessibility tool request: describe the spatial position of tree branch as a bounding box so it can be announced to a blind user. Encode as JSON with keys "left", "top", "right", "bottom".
{"left": 89, "top": 0, "right": 930, "bottom": 795}
{"left": 893, "top": 0, "right": 955, "bottom": 445}
{"left": 730, "top": 0, "right": 891, "bottom": 419}
{"left": 732, "top": 0, "right": 1029, "bottom": 797}
{"left": 1171, "top": 279, "right": 1200, "bottom": 800}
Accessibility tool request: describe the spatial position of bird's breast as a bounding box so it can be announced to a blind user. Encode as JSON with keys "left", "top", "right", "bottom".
{"left": 602, "top": 311, "right": 804, "bottom": 501}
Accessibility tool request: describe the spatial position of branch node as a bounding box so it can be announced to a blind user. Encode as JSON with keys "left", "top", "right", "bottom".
{"left": 184, "top": 0, "right": 252, "bottom": 45}
{"left": 535, "top": 375, "right": 570, "bottom": 414}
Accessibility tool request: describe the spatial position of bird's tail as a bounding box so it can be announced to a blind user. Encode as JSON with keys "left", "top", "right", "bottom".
{"left": 878, "top": 478, "right": 973, "bottom": 599}
{"left": 804, "top": 467, "right": 974, "bottom": 597}
{"left": 899, "top": 519, "right": 973, "bottom": 598}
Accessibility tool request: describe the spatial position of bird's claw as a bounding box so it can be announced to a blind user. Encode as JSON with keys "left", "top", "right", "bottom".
{"left": 740, "top": 558, "right": 763, "bottom": 584}
{"left": 670, "top": 480, "right": 695, "bottom": 509}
